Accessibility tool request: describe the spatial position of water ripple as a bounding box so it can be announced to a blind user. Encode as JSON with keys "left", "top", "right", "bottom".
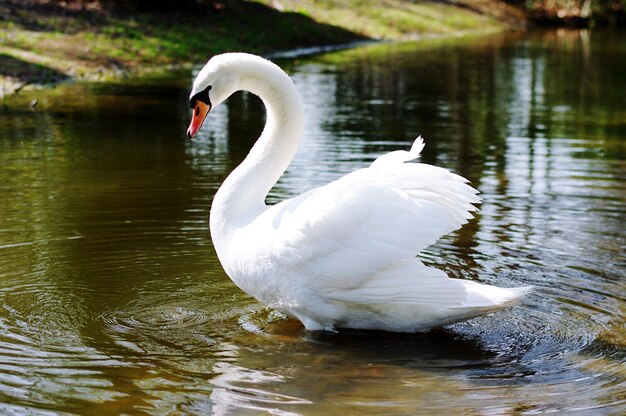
{"left": 0, "top": 29, "right": 625, "bottom": 415}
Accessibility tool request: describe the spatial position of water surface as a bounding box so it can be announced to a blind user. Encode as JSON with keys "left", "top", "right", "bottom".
{"left": 0, "top": 29, "right": 625, "bottom": 414}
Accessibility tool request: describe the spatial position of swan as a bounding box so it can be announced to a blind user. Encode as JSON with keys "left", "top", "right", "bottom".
{"left": 187, "top": 53, "right": 532, "bottom": 332}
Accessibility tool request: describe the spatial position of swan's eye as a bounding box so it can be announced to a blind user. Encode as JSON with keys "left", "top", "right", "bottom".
{"left": 189, "top": 85, "right": 212, "bottom": 108}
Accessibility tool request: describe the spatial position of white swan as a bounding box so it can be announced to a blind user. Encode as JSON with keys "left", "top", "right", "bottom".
{"left": 187, "top": 53, "right": 531, "bottom": 332}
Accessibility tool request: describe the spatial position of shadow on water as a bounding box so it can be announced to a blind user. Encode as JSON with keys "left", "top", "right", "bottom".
{"left": 298, "top": 326, "right": 496, "bottom": 365}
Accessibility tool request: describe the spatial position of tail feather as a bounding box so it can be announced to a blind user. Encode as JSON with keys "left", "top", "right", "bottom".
{"left": 369, "top": 136, "right": 425, "bottom": 168}
{"left": 452, "top": 279, "right": 533, "bottom": 310}
{"left": 329, "top": 258, "right": 532, "bottom": 311}
{"left": 409, "top": 135, "right": 425, "bottom": 156}
{"left": 322, "top": 260, "right": 533, "bottom": 332}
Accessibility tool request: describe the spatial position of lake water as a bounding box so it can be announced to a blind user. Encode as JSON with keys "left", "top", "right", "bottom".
{"left": 0, "top": 29, "right": 624, "bottom": 414}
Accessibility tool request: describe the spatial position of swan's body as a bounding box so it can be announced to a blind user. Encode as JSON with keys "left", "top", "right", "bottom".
{"left": 187, "top": 53, "right": 531, "bottom": 332}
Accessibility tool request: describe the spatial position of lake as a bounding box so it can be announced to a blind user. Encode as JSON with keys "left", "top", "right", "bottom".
{"left": 0, "top": 29, "right": 624, "bottom": 414}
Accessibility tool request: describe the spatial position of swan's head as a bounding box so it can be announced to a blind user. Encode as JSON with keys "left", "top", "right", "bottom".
{"left": 187, "top": 54, "right": 241, "bottom": 138}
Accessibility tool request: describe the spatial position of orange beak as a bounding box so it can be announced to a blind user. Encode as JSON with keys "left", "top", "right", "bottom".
{"left": 187, "top": 101, "right": 211, "bottom": 138}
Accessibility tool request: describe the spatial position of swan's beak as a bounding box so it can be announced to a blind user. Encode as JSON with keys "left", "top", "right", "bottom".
{"left": 187, "top": 102, "right": 211, "bottom": 138}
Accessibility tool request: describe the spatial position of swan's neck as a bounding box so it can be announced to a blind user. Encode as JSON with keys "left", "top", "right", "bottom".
{"left": 210, "top": 61, "right": 304, "bottom": 235}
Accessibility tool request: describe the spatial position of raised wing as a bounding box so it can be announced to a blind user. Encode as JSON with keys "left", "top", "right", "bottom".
{"left": 260, "top": 138, "right": 480, "bottom": 298}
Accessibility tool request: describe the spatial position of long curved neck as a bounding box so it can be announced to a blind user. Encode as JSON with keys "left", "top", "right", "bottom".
{"left": 211, "top": 60, "right": 304, "bottom": 234}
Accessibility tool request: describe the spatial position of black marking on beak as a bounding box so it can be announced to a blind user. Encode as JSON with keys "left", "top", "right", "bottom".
{"left": 189, "top": 85, "right": 212, "bottom": 109}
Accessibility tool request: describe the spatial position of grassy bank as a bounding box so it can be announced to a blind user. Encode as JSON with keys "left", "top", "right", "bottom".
{"left": 0, "top": 0, "right": 521, "bottom": 95}
{"left": 254, "top": 0, "right": 525, "bottom": 39}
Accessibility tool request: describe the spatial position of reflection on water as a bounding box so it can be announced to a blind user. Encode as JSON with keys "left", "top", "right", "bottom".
{"left": 0, "top": 29, "right": 625, "bottom": 414}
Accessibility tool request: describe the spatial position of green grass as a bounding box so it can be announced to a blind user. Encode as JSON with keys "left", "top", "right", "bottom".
{"left": 253, "top": 0, "right": 506, "bottom": 39}
{"left": 0, "top": 0, "right": 512, "bottom": 89}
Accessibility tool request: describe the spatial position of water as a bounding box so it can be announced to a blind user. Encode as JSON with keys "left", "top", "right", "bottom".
{"left": 0, "top": 29, "right": 624, "bottom": 414}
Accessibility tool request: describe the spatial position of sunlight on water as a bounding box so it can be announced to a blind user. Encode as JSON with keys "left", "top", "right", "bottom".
{"left": 0, "top": 29, "right": 624, "bottom": 414}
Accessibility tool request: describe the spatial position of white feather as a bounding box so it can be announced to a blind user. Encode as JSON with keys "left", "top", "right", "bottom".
{"left": 192, "top": 53, "right": 532, "bottom": 332}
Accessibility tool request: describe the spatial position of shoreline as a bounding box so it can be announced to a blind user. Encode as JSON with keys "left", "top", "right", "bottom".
{"left": 1, "top": 0, "right": 523, "bottom": 97}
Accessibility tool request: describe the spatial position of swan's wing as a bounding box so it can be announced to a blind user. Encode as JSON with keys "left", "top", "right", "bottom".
{"left": 263, "top": 138, "right": 481, "bottom": 300}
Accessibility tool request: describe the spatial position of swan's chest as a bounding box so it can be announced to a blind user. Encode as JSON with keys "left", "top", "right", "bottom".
{"left": 215, "top": 226, "right": 303, "bottom": 308}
